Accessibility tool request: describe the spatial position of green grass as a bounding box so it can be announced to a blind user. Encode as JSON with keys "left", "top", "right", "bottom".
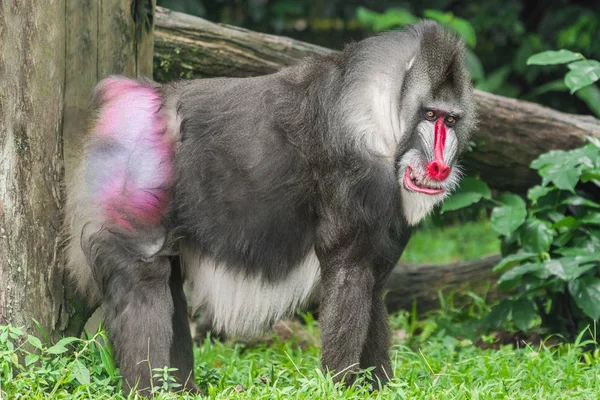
{"left": 402, "top": 219, "right": 500, "bottom": 263}
{"left": 0, "top": 221, "right": 586, "bottom": 398}
{"left": 2, "top": 313, "right": 600, "bottom": 399}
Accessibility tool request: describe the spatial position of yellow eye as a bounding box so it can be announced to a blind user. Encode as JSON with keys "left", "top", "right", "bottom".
{"left": 425, "top": 110, "right": 436, "bottom": 121}
{"left": 446, "top": 116, "right": 456, "bottom": 126}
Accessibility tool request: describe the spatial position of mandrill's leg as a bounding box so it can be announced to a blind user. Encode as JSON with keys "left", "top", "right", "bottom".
{"left": 91, "top": 236, "right": 196, "bottom": 395}
{"left": 359, "top": 295, "right": 392, "bottom": 387}
{"left": 360, "top": 237, "right": 411, "bottom": 387}
{"left": 168, "top": 258, "right": 197, "bottom": 390}
{"left": 318, "top": 258, "right": 375, "bottom": 384}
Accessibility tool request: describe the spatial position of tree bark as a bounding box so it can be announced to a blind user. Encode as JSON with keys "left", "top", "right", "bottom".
{"left": 153, "top": 6, "right": 600, "bottom": 194}
{"left": 385, "top": 255, "right": 502, "bottom": 314}
{"left": 0, "top": 0, "right": 155, "bottom": 339}
{"left": 0, "top": 0, "right": 66, "bottom": 339}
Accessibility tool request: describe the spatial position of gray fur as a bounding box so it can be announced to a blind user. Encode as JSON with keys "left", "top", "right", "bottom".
{"left": 64, "top": 21, "right": 475, "bottom": 393}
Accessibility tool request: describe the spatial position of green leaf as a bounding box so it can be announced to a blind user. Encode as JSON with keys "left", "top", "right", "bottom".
{"left": 491, "top": 194, "right": 527, "bottom": 236}
{"left": 497, "top": 262, "right": 541, "bottom": 290}
{"left": 441, "top": 176, "right": 491, "bottom": 212}
{"left": 46, "top": 336, "right": 79, "bottom": 355}
{"left": 555, "top": 246, "right": 596, "bottom": 256}
{"left": 530, "top": 150, "right": 563, "bottom": 170}
{"left": 527, "top": 185, "right": 554, "bottom": 203}
{"left": 25, "top": 354, "right": 39, "bottom": 367}
{"left": 565, "top": 67, "right": 600, "bottom": 94}
{"left": 9, "top": 326, "right": 24, "bottom": 336}
{"left": 356, "top": 7, "right": 383, "bottom": 27}
{"left": 551, "top": 216, "right": 581, "bottom": 229}
{"left": 422, "top": 8, "right": 477, "bottom": 47}
{"left": 530, "top": 147, "right": 593, "bottom": 190}
{"left": 448, "top": 18, "right": 477, "bottom": 48}
{"left": 540, "top": 257, "right": 597, "bottom": 281}
{"left": 545, "top": 211, "right": 566, "bottom": 223}
{"left": 46, "top": 344, "right": 68, "bottom": 355}
{"left": 581, "top": 169, "right": 600, "bottom": 183}
{"left": 565, "top": 258, "right": 598, "bottom": 280}
{"left": 375, "top": 9, "right": 418, "bottom": 31}
{"left": 567, "top": 59, "right": 600, "bottom": 71}
{"left": 576, "top": 82, "right": 600, "bottom": 118}
{"left": 572, "top": 254, "right": 600, "bottom": 264}
{"left": 356, "top": 7, "right": 418, "bottom": 31}
{"left": 441, "top": 192, "right": 484, "bottom": 212}
{"left": 537, "top": 259, "right": 567, "bottom": 280}
{"left": 70, "top": 359, "right": 91, "bottom": 385}
{"left": 512, "top": 297, "right": 537, "bottom": 332}
{"left": 527, "top": 50, "right": 584, "bottom": 65}
{"left": 55, "top": 337, "right": 79, "bottom": 347}
{"left": 537, "top": 163, "right": 581, "bottom": 192}
{"left": 569, "top": 277, "right": 600, "bottom": 320}
{"left": 465, "top": 176, "right": 492, "bottom": 199}
{"left": 554, "top": 230, "right": 573, "bottom": 247}
{"left": 99, "top": 344, "right": 116, "bottom": 377}
{"left": 520, "top": 219, "right": 554, "bottom": 253}
{"left": 561, "top": 196, "right": 600, "bottom": 209}
{"left": 532, "top": 190, "right": 568, "bottom": 215}
{"left": 422, "top": 9, "right": 452, "bottom": 24}
{"left": 485, "top": 300, "right": 511, "bottom": 329}
{"left": 27, "top": 335, "right": 43, "bottom": 350}
{"left": 580, "top": 212, "right": 600, "bottom": 226}
{"left": 493, "top": 252, "right": 538, "bottom": 272}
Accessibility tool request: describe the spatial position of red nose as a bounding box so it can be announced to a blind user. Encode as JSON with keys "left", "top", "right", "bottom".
{"left": 426, "top": 160, "right": 450, "bottom": 181}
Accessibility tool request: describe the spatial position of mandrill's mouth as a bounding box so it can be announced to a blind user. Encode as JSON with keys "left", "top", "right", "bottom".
{"left": 403, "top": 166, "right": 445, "bottom": 195}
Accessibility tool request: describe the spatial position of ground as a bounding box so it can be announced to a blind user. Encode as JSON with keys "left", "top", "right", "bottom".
{"left": 2, "top": 310, "right": 600, "bottom": 399}
{"left": 2, "top": 219, "right": 598, "bottom": 399}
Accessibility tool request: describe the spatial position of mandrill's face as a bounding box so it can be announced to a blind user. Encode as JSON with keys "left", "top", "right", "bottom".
{"left": 398, "top": 103, "right": 465, "bottom": 226}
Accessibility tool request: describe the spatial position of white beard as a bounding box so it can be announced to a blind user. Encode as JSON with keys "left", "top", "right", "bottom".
{"left": 400, "top": 186, "right": 447, "bottom": 226}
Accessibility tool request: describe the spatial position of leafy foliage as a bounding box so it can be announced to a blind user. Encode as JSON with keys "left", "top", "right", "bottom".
{"left": 356, "top": 7, "right": 476, "bottom": 47}
{"left": 527, "top": 50, "right": 585, "bottom": 65}
{"left": 355, "top": 7, "right": 418, "bottom": 32}
{"left": 443, "top": 138, "right": 600, "bottom": 338}
{"left": 441, "top": 176, "right": 491, "bottom": 212}
{"left": 528, "top": 50, "right": 600, "bottom": 97}
{"left": 0, "top": 325, "right": 122, "bottom": 397}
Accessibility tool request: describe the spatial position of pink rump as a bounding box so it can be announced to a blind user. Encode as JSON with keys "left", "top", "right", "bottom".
{"left": 89, "top": 77, "right": 174, "bottom": 230}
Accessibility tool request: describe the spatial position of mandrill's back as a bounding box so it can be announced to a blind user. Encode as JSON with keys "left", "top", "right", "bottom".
{"left": 165, "top": 73, "right": 322, "bottom": 284}
{"left": 64, "top": 67, "right": 323, "bottom": 309}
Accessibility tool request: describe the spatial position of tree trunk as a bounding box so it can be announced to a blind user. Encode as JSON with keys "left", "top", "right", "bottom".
{"left": 0, "top": 0, "right": 155, "bottom": 339}
{"left": 153, "top": 6, "right": 600, "bottom": 194}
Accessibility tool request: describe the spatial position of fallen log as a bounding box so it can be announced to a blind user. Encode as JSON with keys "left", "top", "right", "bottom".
{"left": 385, "top": 255, "right": 502, "bottom": 313}
{"left": 153, "top": 6, "right": 600, "bottom": 194}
